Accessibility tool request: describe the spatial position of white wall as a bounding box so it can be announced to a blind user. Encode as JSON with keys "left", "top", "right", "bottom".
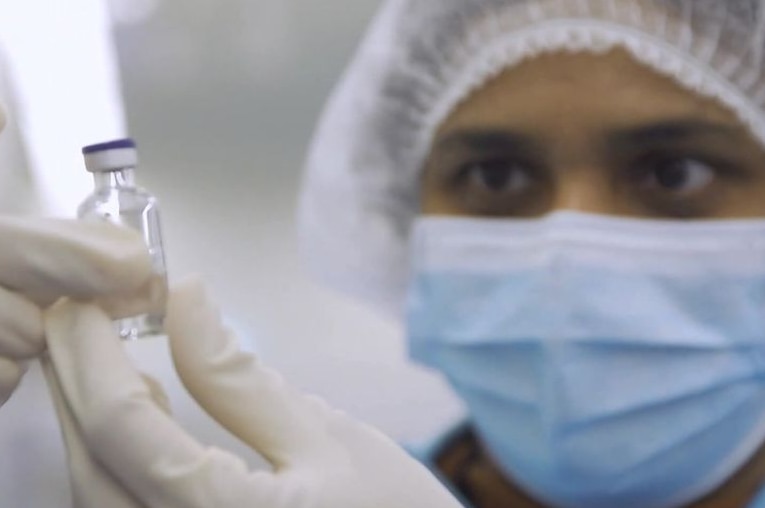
{"left": 0, "top": 2, "right": 464, "bottom": 506}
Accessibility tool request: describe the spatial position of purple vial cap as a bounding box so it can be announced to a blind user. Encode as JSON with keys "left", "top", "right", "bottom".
{"left": 82, "top": 138, "right": 136, "bottom": 154}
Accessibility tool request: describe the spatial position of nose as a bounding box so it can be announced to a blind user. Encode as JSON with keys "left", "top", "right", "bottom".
{"left": 549, "top": 168, "right": 622, "bottom": 215}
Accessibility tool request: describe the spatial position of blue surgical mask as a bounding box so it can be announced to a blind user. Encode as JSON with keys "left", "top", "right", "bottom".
{"left": 406, "top": 211, "right": 765, "bottom": 508}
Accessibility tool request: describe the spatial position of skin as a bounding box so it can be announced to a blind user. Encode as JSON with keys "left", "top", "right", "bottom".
{"left": 420, "top": 48, "right": 765, "bottom": 507}
{"left": 422, "top": 49, "right": 765, "bottom": 220}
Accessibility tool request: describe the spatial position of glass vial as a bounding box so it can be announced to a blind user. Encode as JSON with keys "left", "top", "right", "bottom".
{"left": 77, "top": 139, "right": 168, "bottom": 340}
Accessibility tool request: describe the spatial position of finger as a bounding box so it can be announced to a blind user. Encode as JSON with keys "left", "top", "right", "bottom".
{"left": 44, "top": 299, "right": 286, "bottom": 508}
{"left": 41, "top": 356, "right": 148, "bottom": 508}
{"left": 140, "top": 373, "right": 172, "bottom": 415}
{"left": 0, "top": 357, "right": 24, "bottom": 406}
{"left": 98, "top": 272, "right": 168, "bottom": 320}
{"left": 0, "top": 286, "right": 44, "bottom": 359}
{"left": 0, "top": 217, "right": 153, "bottom": 307}
{"left": 166, "top": 278, "right": 333, "bottom": 466}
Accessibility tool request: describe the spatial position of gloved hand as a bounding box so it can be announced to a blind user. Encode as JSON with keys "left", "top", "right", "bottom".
{"left": 44, "top": 278, "right": 465, "bottom": 508}
{"left": 0, "top": 217, "right": 153, "bottom": 407}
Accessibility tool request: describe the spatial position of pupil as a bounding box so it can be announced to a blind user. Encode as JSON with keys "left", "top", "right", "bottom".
{"left": 479, "top": 167, "right": 511, "bottom": 190}
{"left": 656, "top": 163, "right": 688, "bottom": 189}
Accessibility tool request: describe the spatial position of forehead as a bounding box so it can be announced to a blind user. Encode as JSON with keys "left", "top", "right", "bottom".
{"left": 437, "top": 48, "right": 745, "bottom": 137}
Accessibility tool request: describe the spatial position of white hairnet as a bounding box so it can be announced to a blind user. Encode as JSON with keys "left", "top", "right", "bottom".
{"left": 298, "top": 0, "right": 765, "bottom": 318}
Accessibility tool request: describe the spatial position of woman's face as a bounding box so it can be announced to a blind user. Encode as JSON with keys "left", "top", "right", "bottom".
{"left": 421, "top": 49, "right": 765, "bottom": 219}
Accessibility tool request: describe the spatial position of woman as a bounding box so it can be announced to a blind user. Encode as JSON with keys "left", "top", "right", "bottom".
{"left": 9, "top": 0, "right": 765, "bottom": 507}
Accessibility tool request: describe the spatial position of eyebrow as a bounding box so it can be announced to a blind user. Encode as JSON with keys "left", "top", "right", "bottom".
{"left": 433, "top": 120, "right": 741, "bottom": 158}
{"left": 608, "top": 120, "right": 740, "bottom": 148}
{"left": 434, "top": 129, "right": 542, "bottom": 154}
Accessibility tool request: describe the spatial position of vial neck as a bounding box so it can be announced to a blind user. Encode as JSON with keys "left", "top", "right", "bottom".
{"left": 93, "top": 167, "right": 136, "bottom": 189}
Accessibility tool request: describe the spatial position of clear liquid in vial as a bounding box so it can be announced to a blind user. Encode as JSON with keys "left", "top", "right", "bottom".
{"left": 78, "top": 140, "right": 167, "bottom": 340}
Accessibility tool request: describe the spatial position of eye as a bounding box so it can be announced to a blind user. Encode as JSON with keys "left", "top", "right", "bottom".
{"left": 460, "top": 159, "right": 532, "bottom": 194}
{"left": 638, "top": 157, "right": 715, "bottom": 195}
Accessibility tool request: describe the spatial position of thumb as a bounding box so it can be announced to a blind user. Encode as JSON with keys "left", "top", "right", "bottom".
{"left": 45, "top": 297, "right": 309, "bottom": 507}
{"left": 44, "top": 298, "right": 208, "bottom": 505}
{"left": 41, "top": 355, "right": 147, "bottom": 508}
{"left": 166, "top": 278, "right": 338, "bottom": 468}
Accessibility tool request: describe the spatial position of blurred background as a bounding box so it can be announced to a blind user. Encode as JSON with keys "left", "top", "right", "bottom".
{"left": 0, "top": 0, "right": 463, "bottom": 505}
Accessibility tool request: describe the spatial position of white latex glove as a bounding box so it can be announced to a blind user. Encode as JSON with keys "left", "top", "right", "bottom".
{"left": 44, "top": 278, "right": 464, "bottom": 508}
{"left": 0, "top": 216, "right": 153, "bottom": 407}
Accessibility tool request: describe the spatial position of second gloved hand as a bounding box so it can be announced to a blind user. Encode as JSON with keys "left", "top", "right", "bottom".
{"left": 44, "top": 278, "right": 464, "bottom": 508}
